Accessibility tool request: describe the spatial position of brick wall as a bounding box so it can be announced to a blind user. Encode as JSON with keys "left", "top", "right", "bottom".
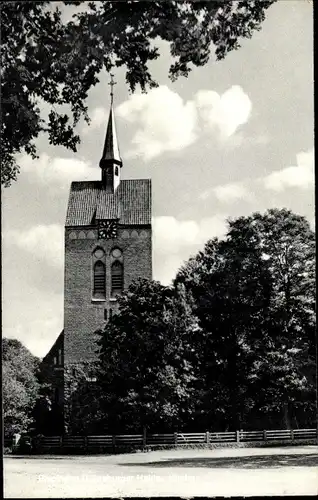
{"left": 64, "top": 226, "right": 152, "bottom": 365}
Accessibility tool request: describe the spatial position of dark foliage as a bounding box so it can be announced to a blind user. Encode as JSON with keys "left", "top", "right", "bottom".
{"left": 1, "top": 1, "right": 276, "bottom": 186}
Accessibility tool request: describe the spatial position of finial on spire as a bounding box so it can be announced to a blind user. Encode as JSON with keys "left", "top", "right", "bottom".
{"left": 108, "top": 73, "right": 117, "bottom": 105}
{"left": 99, "top": 74, "right": 122, "bottom": 184}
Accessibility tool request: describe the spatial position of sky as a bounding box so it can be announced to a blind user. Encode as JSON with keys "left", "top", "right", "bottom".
{"left": 2, "top": 1, "right": 314, "bottom": 358}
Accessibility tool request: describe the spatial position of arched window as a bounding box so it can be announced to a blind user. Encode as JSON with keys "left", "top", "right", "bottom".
{"left": 93, "top": 261, "right": 106, "bottom": 299}
{"left": 111, "top": 261, "right": 123, "bottom": 296}
{"left": 115, "top": 166, "right": 119, "bottom": 176}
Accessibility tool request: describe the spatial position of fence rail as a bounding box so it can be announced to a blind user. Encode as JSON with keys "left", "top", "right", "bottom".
{"left": 6, "top": 428, "right": 317, "bottom": 453}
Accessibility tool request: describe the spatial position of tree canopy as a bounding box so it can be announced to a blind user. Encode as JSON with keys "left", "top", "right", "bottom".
{"left": 1, "top": 0, "right": 276, "bottom": 186}
{"left": 79, "top": 209, "right": 316, "bottom": 434}
{"left": 80, "top": 279, "right": 201, "bottom": 434}
{"left": 175, "top": 208, "right": 316, "bottom": 429}
{"left": 2, "top": 338, "right": 40, "bottom": 437}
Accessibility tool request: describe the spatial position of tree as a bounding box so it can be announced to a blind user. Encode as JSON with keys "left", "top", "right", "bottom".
{"left": 176, "top": 233, "right": 273, "bottom": 430}
{"left": 2, "top": 338, "right": 40, "bottom": 437}
{"left": 175, "top": 209, "right": 316, "bottom": 429}
{"left": 66, "top": 209, "right": 314, "bottom": 433}
{"left": 64, "top": 361, "right": 103, "bottom": 435}
{"left": 94, "top": 278, "right": 201, "bottom": 433}
{"left": 229, "top": 209, "right": 316, "bottom": 428}
{"left": 1, "top": 0, "right": 276, "bottom": 186}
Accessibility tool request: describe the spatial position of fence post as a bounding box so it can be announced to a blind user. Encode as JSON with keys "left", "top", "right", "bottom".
{"left": 236, "top": 430, "right": 240, "bottom": 443}
{"left": 84, "top": 436, "right": 88, "bottom": 453}
{"left": 263, "top": 430, "right": 267, "bottom": 441}
{"left": 290, "top": 429, "right": 294, "bottom": 442}
{"left": 59, "top": 436, "right": 63, "bottom": 451}
{"left": 143, "top": 427, "right": 147, "bottom": 447}
{"left": 174, "top": 432, "right": 178, "bottom": 446}
{"left": 112, "top": 435, "right": 116, "bottom": 453}
{"left": 206, "top": 431, "right": 210, "bottom": 444}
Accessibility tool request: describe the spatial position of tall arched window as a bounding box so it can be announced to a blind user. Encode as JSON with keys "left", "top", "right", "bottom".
{"left": 93, "top": 261, "right": 106, "bottom": 299}
{"left": 111, "top": 261, "right": 123, "bottom": 296}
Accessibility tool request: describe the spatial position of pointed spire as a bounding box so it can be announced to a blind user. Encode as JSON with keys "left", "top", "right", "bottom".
{"left": 99, "top": 105, "right": 122, "bottom": 167}
{"left": 99, "top": 74, "right": 122, "bottom": 169}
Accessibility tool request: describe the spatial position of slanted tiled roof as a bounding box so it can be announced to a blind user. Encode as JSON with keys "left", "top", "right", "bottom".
{"left": 96, "top": 190, "right": 121, "bottom": 220}
{"left": 66, "top": 181, "right": 100, "bottom": 227}
{"left": 119, "top": 180, "right": 151, "bottom": 225}
{"left": 65, "top": 179, "right": 151, "bottom": 226}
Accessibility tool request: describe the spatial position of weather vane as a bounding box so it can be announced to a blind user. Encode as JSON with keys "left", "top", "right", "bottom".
{"left": 108, "top": 73, "right": 117, "bottom": 104}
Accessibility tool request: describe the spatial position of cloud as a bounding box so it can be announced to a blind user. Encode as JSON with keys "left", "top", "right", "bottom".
{"left": 153, "top": 215, "right": 227, "bottom": 254}
{"left": 195, "top": 86, "right": 252, "bottom": 140}
{"left": 5, "top": 224, "right": 64, "bottom": 268}
{"left": 83, "top": 107, "right": 108, "bottom": 135}
{"left": 116, "top": 85, "right": 252, "bottom": 160}
{"left": 117, "top": 85, "right": 197, "bottom": 160}
{"left": 263, "top": 148, "right": 314, "bottom": 192}
{"left": 18, "top": 153, "right": 96, "bottom": 186}
{"left": 200, "top": 147, "right": 314, "bottom": 204}
{"left": 223, "top": 132, "right": 270, "bottom": 150}
{"left": 153, "top": 215, "right": 227, "bottom": 286}
{"left": 199, "top": 179, "right": 254, "bottom": 204}
{"left": 212, "top": 182, "right": 254, "bottom": 204}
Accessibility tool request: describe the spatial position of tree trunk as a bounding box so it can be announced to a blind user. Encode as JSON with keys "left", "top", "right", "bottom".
{"left": 283, "top": 401, "right": 291, "bottom": 429}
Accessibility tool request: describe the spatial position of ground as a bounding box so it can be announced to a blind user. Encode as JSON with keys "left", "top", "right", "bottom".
{"left": 4, "top": 445, "right": 318, "bottom": 497}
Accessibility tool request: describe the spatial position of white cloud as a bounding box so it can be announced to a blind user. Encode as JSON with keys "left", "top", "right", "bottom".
{"left": 224, "top": 132, "right": 270, "bottom": 150}
{"left": 83, "top": 107, "right": 108, "bottom": 135}
{"left": 195, "top": 85, "right": 252, "bottom": 140}
{"left": 153, "top": 215, "right": 227, "bottom": 254}
{"left": 152, "top": 215, "right": 227, "bottom": 286}
{"left": 199, "top": 147, "right": 314, "bottom": 204}
{"left": 117, "top": 85, "right": 197, "bottom": 160}
{"left": 212, "top": 182, "right": 253, "bottom": 204}
{"left": 18, "top": 153, "right": 96, "bottom": 186}
{"left": 199, "top": 180, "right": 254, "bottom": 204}
{"left": 5, "top": 224, "right": 64, "bottom": 268}
{"left": 116, "top": 85, "right": 252, "bottom": 160}
{"left": 264, "top": 148, "right": 314, "bottom": 192}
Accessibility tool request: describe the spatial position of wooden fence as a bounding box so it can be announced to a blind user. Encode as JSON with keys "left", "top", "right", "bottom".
{"left": 31, "top": 428, "right": 317, "bottom": 453}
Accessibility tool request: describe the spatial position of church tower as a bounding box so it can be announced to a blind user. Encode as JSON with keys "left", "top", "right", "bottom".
{"left": 63, "top": 78, "right": 152, "bottom": 369}
{"left": 40, "top": 77, "right": 152, "bottom": 432}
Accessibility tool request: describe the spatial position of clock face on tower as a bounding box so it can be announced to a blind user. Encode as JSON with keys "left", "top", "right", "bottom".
{"left": 98, "top": 220, "right": 118, "bottom": 239}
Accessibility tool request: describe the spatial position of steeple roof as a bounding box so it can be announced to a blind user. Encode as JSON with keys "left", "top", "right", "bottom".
{"left": 99, "top": 104, "right": 122, "bottom": 168}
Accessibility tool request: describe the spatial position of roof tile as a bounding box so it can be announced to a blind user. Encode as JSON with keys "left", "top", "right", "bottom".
{"left": 65, "top": 179, "right": 151, "bottom": 226}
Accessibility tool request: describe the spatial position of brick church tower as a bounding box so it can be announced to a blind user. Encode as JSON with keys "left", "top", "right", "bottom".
{"left": 64, "top": 102, "right": 152, "bottom": 366}
{"left": 40, "top": 84, "right": 152, "bottom": 432}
